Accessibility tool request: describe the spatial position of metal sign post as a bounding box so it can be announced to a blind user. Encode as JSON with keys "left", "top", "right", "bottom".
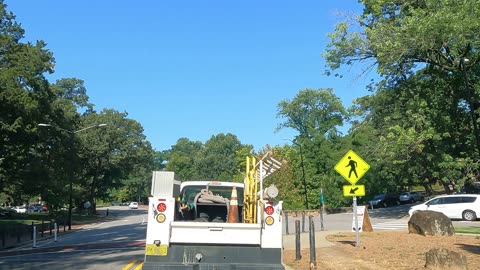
{"left": 334, "top": 149, "right": 370, "bottom": 248}
{"left": 353, "top": 196, "right": 360, "bottom": 247}
{"left": 319, "top": 188, "right": 325, "bottom": 231}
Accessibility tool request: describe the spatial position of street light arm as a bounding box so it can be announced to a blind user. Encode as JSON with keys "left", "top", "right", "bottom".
{"left": 38, "top": 123, "right": 107, "bottom": 134}
{"left": 73, "top": 123, "right": 107, "bottom": 134}
{"left": 38, "top": 123, "right": 74, "bottom": 134}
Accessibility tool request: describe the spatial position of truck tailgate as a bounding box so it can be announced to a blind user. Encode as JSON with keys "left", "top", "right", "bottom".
{"left": 170, "top": 222, "right": 262, "bottom": 245}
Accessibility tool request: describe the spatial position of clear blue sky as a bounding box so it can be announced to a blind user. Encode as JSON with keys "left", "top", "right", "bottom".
{"left": 7, "top": 1, "right": 373, "bottom": 152}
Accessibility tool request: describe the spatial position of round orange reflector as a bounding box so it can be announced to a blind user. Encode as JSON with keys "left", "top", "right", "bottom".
{"left": 265, "top": 206, "right": 274, "bottom": 215}
{"left": 157, "top": 203, "right": 167, "bottom": 212}
{"left": 156, "top": 213, "right": 166, "bottom": 223}
{"left": 265, "top": 216, "right": 274, "bottom": 226}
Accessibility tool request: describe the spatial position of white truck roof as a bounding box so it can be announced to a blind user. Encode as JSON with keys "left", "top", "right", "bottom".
{"left": 180, "top": 181, "right": 244, "bottom": 189}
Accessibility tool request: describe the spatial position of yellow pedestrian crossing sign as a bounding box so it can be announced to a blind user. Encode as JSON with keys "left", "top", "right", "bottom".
{"left": 343, "top": 185, "right": 366, "bottom": 197}
{"left": 335, "top": 150, "right": 370, "bottom": 185}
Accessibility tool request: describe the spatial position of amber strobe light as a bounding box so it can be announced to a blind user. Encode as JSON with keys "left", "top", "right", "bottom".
{"left": 156, "top": 213, "right": 166, "bottom": 223}
{"left": 265, "top": 216, "right": 274, "bottom": 225}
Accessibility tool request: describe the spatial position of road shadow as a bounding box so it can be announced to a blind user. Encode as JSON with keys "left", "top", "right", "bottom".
{"left": 455, "top": 243, "right": 480, "bottom": 255}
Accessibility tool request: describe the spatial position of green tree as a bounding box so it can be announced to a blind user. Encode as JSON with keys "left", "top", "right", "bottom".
{"left": 165, "top": 138, "right": 203, "bottom": 180}
{"left": 50, "top": 78, "right": 94, "bottom": 113}
{"left": 276, "top": 88, "right": 347, "bottom": 139}
{"left": 324, "top": 0, "right": 480, "bottom": 156}
{"left": 277, "top": 89, "right": 348, "bottom": 209}
{"left": 77, "top": 109, "right": 154, "bottom": 213}
{"left": 195, "top": 133, "right": 244, "bottom": 181}
{"left": 0, "top": 0, "right": 57, "bottom": 204}
{"left": 323, "top": 0, "right": 480, "bottom": 194}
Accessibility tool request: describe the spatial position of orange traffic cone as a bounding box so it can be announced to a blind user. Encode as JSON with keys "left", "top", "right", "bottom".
{"left": 227, "top": 186, "right": 239, "bottom": 223}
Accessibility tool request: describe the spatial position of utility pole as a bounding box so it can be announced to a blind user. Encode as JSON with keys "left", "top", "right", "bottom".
{"left": 283, "top": 138, "right": 309, "bottom": 210}
{"left": 297, "top": 142, "right": 309, "bottom": 210}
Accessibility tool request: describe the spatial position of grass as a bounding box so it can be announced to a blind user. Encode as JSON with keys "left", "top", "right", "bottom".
{"left": 455, "top": 226, "right": 480, "bottom": 234}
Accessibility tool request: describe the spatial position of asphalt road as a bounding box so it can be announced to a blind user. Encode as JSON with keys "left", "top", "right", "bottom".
{"left": 0, "top": 204, "right": 477, "bottom": 269}
{"left": 0, "top": 206, "right": 148, "bottom": 270}
{"left": 283, "top": 202, "right": 479, "bottom": 234}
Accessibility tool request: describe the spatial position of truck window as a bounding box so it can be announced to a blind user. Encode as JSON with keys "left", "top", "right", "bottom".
{"left": 182, "top": 185, "right": 244, "bottom": 205}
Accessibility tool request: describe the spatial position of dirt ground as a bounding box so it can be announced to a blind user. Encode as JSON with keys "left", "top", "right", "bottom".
{"left": 283, "top": 231, "right": 480, "bottom": 270}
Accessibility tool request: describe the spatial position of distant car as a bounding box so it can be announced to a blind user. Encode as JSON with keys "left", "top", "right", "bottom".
{"left": 399, "top": 191, "right": 424, "bottom": 204}
{"left": 409, "top": 194, "right": 480, "bottom": 221}
{"left": 369, "top": 193, "right": 400, "bottom": 208}
{"left": 128, "top": 202, "right": 139, "bottom": 209}
{"left": 13, "top": 206, "right": 27, "bottom": 213}
{"left": 462, "top": 181, "right": 480, "bottom": 194}
{"left": 0, "top": 207, "right": 15, "bottom": 218}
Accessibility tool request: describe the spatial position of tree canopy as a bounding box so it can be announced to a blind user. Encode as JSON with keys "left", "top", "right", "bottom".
{"left": 2, "top": 1, "right": 480, "bottom": 212}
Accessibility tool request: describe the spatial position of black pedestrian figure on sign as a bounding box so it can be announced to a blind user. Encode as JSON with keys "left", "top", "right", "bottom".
{"left": 346, "top": 156, "right": 358, "bottom": 178}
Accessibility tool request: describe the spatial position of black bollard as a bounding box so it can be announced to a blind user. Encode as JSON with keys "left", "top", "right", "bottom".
{"left": 295, "top": 220, "right": 301, "bottom": 260}
{"left": 309, "top": 216, "right": 317, "bottom": 267}
{"left": 285, "top": 212, "right": 289, "bottom": 235}
{"left": 302, "top": 211, "right": 305, "bottom": 232}
{"left": 106, "top": 208, "right": 109, "bottom": 216}
{"left": 320, "top": 204, "right": 325, "bottom": 231}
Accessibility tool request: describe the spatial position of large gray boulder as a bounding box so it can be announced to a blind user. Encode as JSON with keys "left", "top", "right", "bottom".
{"left": 425, "top": 248, "right": 467, "bottom": 270}
{"left": 408, "top": 210, "right": 455, "bottom": 236}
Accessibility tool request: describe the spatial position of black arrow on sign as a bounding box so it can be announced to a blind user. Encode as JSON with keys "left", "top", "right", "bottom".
{"left": 349, "top": 187, "right": 359, "bottom": 194}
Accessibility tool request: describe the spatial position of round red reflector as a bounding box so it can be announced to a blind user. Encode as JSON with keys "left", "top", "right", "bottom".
{"left": 157, "top": 203, "right": 167, "bottom": 212}
{"left": 265, "top": 205, "right": 274, "bottom": 215}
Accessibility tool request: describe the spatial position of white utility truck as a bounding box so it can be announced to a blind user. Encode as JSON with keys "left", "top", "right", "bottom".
{"left": 142, "top": 156, "right": 285, "bottom": 269}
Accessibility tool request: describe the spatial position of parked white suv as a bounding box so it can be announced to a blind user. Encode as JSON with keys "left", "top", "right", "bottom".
{"left": 408, "top": 194, "right": 480, "bottom": 221}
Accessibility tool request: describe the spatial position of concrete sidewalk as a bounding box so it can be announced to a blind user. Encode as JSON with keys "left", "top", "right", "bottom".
{"left": 283, "top": 230, "right": 340, "bottom": 250}
{"left": 282, "top": 230, "right": 342, "bottom": 270}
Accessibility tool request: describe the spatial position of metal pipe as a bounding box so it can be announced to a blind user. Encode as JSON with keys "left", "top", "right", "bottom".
{"left": 32, "top": 226, "right": 37, "bottom": 248}
{"left": 54, "top": 223, "right": 57, "bottom": 242}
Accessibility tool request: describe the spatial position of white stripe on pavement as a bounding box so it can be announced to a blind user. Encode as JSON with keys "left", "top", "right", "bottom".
{"left": 372, "top": 220, "right": 408, "bottom": 230}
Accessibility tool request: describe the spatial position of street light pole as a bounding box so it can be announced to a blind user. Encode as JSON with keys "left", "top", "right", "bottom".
{"left": 38, "top": 123, "right": 107, "bottom": 230}
{"left": 284, "top": 138, "right": 309, "bottom": 210}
